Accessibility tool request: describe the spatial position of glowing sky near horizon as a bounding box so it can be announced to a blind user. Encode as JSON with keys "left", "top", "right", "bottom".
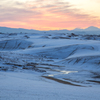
{"left": 0, "top": 0, "right": 100, "bottom": 30}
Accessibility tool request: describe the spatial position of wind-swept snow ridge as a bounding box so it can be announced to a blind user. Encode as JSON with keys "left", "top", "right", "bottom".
{"left": 37, "top": 43, "right": 99, "bottom": 59}
{"left": 0, "top": 39, "right": 33, "bottom": 51}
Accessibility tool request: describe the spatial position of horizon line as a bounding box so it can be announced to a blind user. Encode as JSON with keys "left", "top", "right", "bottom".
{"left": 0, "top": 26, "right": 100, "bottom": 31}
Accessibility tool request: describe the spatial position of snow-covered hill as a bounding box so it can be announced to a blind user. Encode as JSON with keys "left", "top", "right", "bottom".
{"left": 0, "top": 32, "right": 100, "bottom": 100}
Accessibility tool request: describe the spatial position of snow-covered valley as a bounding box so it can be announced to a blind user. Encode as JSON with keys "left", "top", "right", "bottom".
{"left": 0, "top": 32, "right": 100, "bottom": 100}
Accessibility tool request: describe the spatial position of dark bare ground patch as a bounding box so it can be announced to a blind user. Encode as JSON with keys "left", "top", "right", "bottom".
{"left": 42, "top": 76, "right": 85, "bottom": 87}
{"left": 87, "top": 80, "right": 100, "bottom": 84}
{"left": 94, "top": 75, "right": 100, "bottom": 78}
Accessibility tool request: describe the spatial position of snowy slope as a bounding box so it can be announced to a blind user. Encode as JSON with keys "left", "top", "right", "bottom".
{"left": 0, "top": 32, "right": 100, "bottom": 100}
{"left": 0, "top": 39, "right": 33, "bottom": 51}
{"left": 0, "top": 71, "right": 100, "bottom": 100}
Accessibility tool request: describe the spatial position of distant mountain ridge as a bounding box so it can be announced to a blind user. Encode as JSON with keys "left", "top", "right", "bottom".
{"left": 0, "top": 26, "right": 100, "bottom": 34}
{"left": 0, "top": 27, "right": 40, "bottom": 33}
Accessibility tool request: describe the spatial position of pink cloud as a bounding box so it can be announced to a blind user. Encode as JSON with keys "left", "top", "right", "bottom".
{"left": 0, "top": 0, "right": 100, "bottom": 30}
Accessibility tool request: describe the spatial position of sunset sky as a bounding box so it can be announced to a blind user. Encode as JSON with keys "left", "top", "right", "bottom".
{"left": 0, "top": 0, "right": 100, "bottom": 30}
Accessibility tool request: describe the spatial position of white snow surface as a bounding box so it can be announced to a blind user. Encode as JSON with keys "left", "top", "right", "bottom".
{"left": 0, "top": 71, "right": 100, "bottom": 100}
{"left": 0, "top": 32, "right": 100, "bottom": 100}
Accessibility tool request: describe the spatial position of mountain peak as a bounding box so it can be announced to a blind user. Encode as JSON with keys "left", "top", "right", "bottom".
{"left": 85, "top": 26, "right": 100, "bottom": 31}
{"left": 73, "top": 28, "right": 84, "bottom": 31}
